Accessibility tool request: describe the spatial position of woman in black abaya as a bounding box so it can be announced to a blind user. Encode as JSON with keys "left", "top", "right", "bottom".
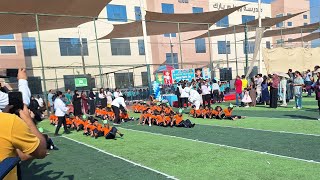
{"left": 73, "top": 90, "right": 82, "bottom": 116}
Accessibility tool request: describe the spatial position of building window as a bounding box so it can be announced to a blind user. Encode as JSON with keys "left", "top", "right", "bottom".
{"left": 166, "top": 53, "right": 178, "bottom": 69}
{"left": 114, "top": 72, "right": 134, "bottom": 88}
{"left": 303, "top": 14, "right": 308, "bottom": 19}
{"left": 141, "top": 72, "right": 148, "bottom": 86}
{"left": 287, "top": 13, "right": 292, "bottom": 16}
{"left": 218, "top": 41, "right": 231, "bottom": 54}
{"left": 138, "top": 39, "right": 145, "bottom": 55}
{"left": 22, "top": 37, "right": 37, "bottom": 56}
{"left": 0, "top": 34, "right": 14, "bottom": 40}
{"left": 243, "top": 41, "right": 255, "bottom": 54}
{"left": 276, "top": 39, "right": 284, "bottom": 45}
{"left": 178, "top": 0, "right": 189, "bottom": 3}
{"left": 276, "top": 14, "right": 283, "bottom": 27}
{"left": 287, "top": 22, "right": 293, "bottom": 27}
{"left": 219, "top": 68, "right": 232, "bottom": 81}
{"left": 107, "top": 4, "right": 127, "bottom": 22}
{"left": 110, "top": 39, "right": 131, "bottom": 56}
{"left": 135, "top": 6, "right": 141, "bottom": 21}
{"left": 0, "top": 46, "right": 16, "bottom": 54}
{"left": 217, "top": 16, "right": 229, "bottom": 27}
{"left": 59, "top": 38, "right": 88, "bottom": 56}
{"left": 162, "top": 3, "right": 176, "bottom": 37}
{"left": 304, "top": 23, "right": 308, "bottom": 26}
{"left": 266, "top": 41, "right": 271, "bottom": 49}
{"left": 242, "top": 15, "right": 255, "bottom": 24}
{"left": 192, "top": 7, "right": 203, "bottom": 14}
{"left": 288, "top": 38, "right": 293, "bottom": 42}
{"left": 195, "top": 38, "right": 206, "bottom": 53}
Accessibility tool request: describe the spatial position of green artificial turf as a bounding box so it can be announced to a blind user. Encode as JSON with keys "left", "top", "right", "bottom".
{"left": 20, "top": 137, "right": 169, "bottom": 180}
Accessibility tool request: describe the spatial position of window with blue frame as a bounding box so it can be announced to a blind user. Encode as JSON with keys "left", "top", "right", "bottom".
{"left": 59, "top": 38, "right": 88, "bottom": 56}
{"left": 0, "top": 34, "right": 14, "bottom": 40}
{"left": 135, "top": 6, "right": 141, "bottom": 21}
{"left": 192, "top": 7, "right": 203, "bottom": 14}
{"left": 22, "top": 37, "right": 37, "bottom": 56}
{"left": 266, "top": 41, "right": 271, "bottom": 49}
{"left": 243, "top": 41, "right": 255, "bottom": 54}
{"left": 303, "top": 14, "right": 308, "bottom": 19}
{"left": 162, "top": 3, "right": 176, "bottom": 37}
{"left": 0, "top": 46, "right": 16, "bottom": 54}
{"left": 275, "top": 14, "right": 283, "bottom": 27}
{"left": 216, "top": 16, "right": 229, "bottom": 27}
{"left": 166, "top": 53, "right": 178, "bottom": 69}
{"left": 287, "top": 22, "right": 293, "bottom": 27}
{"left": 242, "top": 15, "right": 255, "bottom": 24}
{"left": 110, "top": 39, "right": 131, "bottom": 55}
{"left": 107, "top": 4, "right": 127, "bottom": 22}
{"left": 195, "top": 38, "right": 206, "bottom": 53}
{"left": 138, "top": 39, "right": 145, "bottom": 55}
{"left": 218, "top": 41, "right": 231, "bottom": 54}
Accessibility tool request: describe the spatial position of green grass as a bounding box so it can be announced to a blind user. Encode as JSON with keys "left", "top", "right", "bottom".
{"left": 32, "top": 126, "right": 320, "bottom": 180}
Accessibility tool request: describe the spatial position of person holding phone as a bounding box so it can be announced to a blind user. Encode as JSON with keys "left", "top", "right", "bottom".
{"left": 0, "top": 69, "right": 31, "bottom": 111}
{"left": 54, "top": 91, "right": 70, "bottom": 136}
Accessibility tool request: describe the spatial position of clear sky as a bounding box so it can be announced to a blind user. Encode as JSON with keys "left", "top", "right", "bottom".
{"left": 240, "top": 0, "right": 320, "bottom": 47}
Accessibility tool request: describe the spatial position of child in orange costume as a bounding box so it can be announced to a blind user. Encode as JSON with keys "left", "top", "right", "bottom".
{"left": 212, "top": 106, "right": 223, "bottom": 119}
{"left": 101, "top": 120, "right": 124, "bottom": 139}
{"left": 92, "top": 120, "right": 103, "bottom": 139}
{"left": 195, "top": 106, "right": 203, "bottom": 118}
{"left": 171, "top": 110, "right": 184, "bottom": 127}
{"left": 222, "top": 104, "right": 246, "bottom": 120}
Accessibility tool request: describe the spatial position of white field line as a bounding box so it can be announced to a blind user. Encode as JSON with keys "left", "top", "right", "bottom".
{"left": 120, "top": 127, "right": 320, "bottom": 164}
{"left": 62, "top": 136, "right": 178, "bottom": 180}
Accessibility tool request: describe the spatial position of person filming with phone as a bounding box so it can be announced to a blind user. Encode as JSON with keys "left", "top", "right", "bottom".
{"left": 0, "top": 69, "right": 47, "bottom": 180}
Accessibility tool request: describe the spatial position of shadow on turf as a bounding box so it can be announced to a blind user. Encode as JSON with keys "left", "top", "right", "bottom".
{"left": 20, "top": 161, "right": 74, "bottom": 180}
{"left": 283, "top": 114, "right": 317, "bottom": 120}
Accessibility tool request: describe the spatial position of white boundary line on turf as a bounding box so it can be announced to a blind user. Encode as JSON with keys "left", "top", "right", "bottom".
{"left": 197, "top": 123, "right": 320, "bottom": 137}
{"left": 120, "top": 128, "right": 320, "bottom": 164}
{"left": 62, "top": 136, "right": 178, "bottom": 180}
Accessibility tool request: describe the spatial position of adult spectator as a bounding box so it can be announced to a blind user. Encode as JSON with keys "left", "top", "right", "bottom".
{"left": 211, "top": 80, "right": 220, "bottom": 103}
{"left": 0, "top": 69, "right": 31, "bottom": 111}
{"left": 189, "top": 86, "right": 202, "bottom": 110}
{"left": 106, "top": 88, "right": 113, "bottom": 107}
{"left": 113, "top": 88, "right": 122, "bottom": 99}
{"left": 99, "top": 88, "right": 107, "bottom": 108}
{"left": 201, "top": 82, "right": 211, "bottom": 107}
{"left": 256, "top": 74, "right": 263, "bottom": 103}
{"left": 29, "top": 96, "right": 42, "bottom": 121}
{"left": 304, "top": 69, "right": 313, "bottom": 97}
{"left": 261, "top": 75, "right": 270, "bottom": 105}
{"left": 288, "top": 69, "right": 294, "bottom": 100}
{"left": 0, "top": 106, "right": 47, "bottom": 179}
{"left": 279, "top": 76, "right": 288, "bottom": 107}
{"left": 179, "top": 84, "right": 189, "bottom": 108}
{"left": 293, "top": 71, "right": 304, "bottom": 109}
{"left": 65, "top": 89, "right": 72, "bottom": 107}
{"left": 270, "top": 74, "right": 280, "bottom": 108}
{"left": 73, "top": 90, "right": 82, "bottom": 116}
{"left": 88, "top": 90, "right": 96, "bottom": 115}
{"left": 111, "top": 95, "right": 129, "bottom": 125}
{"left": 54, "top": 91, "right": 70, "bottom": 136}
{"left": 241, "top": 75, "right": 248, "bottom": 91}
{"left": 47, "top": 90, "right": 54, "bottom": 113}
{"left": 234, "top": 76, "right": 243, "bottom": 107}
{"left": 313, "top": 71, "right": 320, "bottom": 120}
{"left": 35, "top": 95, "right": 44, "bottom": 111}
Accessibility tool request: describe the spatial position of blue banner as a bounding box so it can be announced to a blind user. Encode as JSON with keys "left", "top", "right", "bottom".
{"left": 171, "top": 69, "right": 195, "bottom": 82}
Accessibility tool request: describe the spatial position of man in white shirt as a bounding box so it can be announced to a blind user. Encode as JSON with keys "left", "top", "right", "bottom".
{"left": 201, "top": 82, "right": 211, "bottom": 107}
{"left": 113, "top": 88, "right": 123, "bottom": 99}
{"left": 0, "top": 69, "right": 31, "bottom": 111}
{"left": 211, "top": 80, "right": 220, "bottom": 103}
{"left": 189, "top": 87, "right": 202, "bottom": 110}
{"left": 54, "top": 91, "right": 70, "bottom": 136}
{"left": 111, "top": 95, "right": 128, "bottom": 125}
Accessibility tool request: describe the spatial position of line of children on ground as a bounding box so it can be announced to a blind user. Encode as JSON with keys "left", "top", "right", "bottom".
{"left": 189, "top": 104, "right": 246, "bottom": 121}
{"left": 132, "top": 102, "right": 195, "bottom": 128}
{"left": 49, "top": 114, "right": 124, "bottom": 139}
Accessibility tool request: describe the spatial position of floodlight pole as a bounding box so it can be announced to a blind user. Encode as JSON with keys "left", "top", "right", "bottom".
{"left": 207, "top": 23, "right": 213, "bottom": 77}
{"left": 258, "top": 0, "right": 263, "bottom": 73}
{"left": 244, "top": 23, "right": 249, "bottom": 75}
{"left": 233, "top": 25, "right": 239, "bottom": 76}
{"left": 77, "top": 27, "right": 86, "bottom": 75}
{"left": 169, "top": 33, "right": 174, "bottom": 67}
{"left": 93, "top": 18, "right": 104, "bottom": 88}
{"left": 177, "top": 23, "right": 183, "bottom": 69}
{"left": 139, "top": 0, "right": 152, "bottom": 95}
{"left": 35, "top": 14, "right": 49, "bottom": 117}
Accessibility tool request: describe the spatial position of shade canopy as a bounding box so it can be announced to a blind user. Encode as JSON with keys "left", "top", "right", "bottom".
{"left": 288, "top": 32, "right": 320, "bottom": 42}
{"left": 0, "top": 0, "right": 111, "bottom": 35}
{"left": 186, "top": 11, "right": 305, "bottom": 41}
{"left": 249, "top": 22, "right": 319, "bottom": 39}
{"left": 100, "top": 5, "right": 246, "bottom": 39}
